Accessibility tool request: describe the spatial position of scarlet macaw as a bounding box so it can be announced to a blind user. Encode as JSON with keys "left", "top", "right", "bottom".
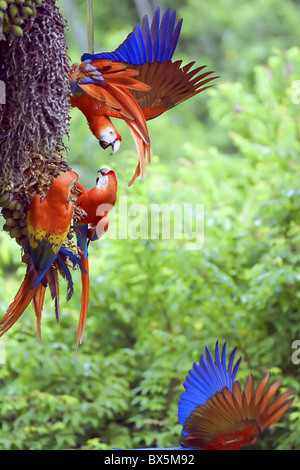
{"left": 26, "top": 171, "right": 79, "bottom": 286}
{"left": 0, "top": 171, "right": 83, "bottom": 339}
{"left": 69, "top": 8, "right": 217, "bottom": 185}
{"left": 75, "top": 168, "right": 118, "bottom": 349}
{"left": 128, "top": 341, "right": 294, "bottom": 450}
{"left": 178, "top": 341, "right": 294, "bottom": 449}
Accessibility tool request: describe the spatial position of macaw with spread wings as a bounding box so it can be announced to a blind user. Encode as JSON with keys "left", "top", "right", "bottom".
{"left": 127, "top": 341, "right": 294, "bottom": 450}
{"left": 69, "top": 8, "right": 217, "bottom": 185}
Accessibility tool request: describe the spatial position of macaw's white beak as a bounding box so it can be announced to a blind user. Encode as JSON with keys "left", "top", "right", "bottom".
{"left": 109, "top": 139, "right": 121, "bottom": 155}
{"left": 99, "top": 127, "right": 121, "bottom": 155}
{"left": 95, "top": 168, "right": 111, "bottom": 188}
{"left": 96, "top": 174, "right": 108, "bottom": 189}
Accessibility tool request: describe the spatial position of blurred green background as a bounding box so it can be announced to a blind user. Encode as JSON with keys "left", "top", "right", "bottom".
{"left": 1, "top": 0, "right": 300, "bottom": 450}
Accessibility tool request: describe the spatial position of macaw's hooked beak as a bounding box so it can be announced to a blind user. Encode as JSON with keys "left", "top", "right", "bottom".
{"left": 99, "top": 127, "right": 121, "bottom": 155}
{"left": 96, "top": 168, "right": 110, "bottom": 188}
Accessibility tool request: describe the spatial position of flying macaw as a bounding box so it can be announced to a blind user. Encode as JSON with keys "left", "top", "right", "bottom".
{"left": 127, "top": 341, "right": 294, "bottom": 450}
{"left": 74, "top": 168, "right": 118, "bottom": 349}
{"left": 69, "top": 8, "right": 217, "bottom": 185}
{"left": 0, "top": 171, "right": 84, "bottom": 340}
{"left": 179, "top": 341, "right": 295, "bottom": 450}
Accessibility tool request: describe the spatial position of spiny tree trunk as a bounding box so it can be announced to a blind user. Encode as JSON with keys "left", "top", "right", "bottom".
{"left": 0, "top": 0, "right": 72, "bottom": 256}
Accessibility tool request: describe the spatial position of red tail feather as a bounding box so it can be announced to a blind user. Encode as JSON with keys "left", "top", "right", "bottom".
{"left": 31, "top": 283, "right": 46, "bottom": 339}
{"left": 0, "top": 266, "right": 38, "bottom": 336}
{"left": 76, "top": 255, "right": 89, "bottom": 350}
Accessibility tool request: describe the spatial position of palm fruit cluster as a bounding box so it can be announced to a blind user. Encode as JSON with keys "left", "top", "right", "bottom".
{"left": 0, "top": 152, "right": 71, "bottom": 263}
{"left": 0, "top": 0, "right": 43, "bottom": 38}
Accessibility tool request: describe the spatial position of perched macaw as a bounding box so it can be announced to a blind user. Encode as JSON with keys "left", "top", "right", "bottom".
{"left": 127, "top": 341, "right": 294, "bottom": 450}
{"left": 26, "top": 171, "right": 79, "bottom": 286}
{"left": 0, "top": 172, "right": 83, "bottom": 340}
{"left": 69, "top": 8, "right": 217, "bottom": 185}
{"left": 74, "top": 168, "right": 118, "bottom": 349}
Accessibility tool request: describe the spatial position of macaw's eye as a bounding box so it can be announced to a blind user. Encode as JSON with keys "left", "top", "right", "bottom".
{"left": 96, "top": 177, "right": 99, "bottom": 185}
{"left": 98, "top": 168, "right": 109, "bottom": 176}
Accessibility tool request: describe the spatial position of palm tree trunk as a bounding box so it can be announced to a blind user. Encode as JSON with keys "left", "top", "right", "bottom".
{"left": 0, "top": 0, "right": 71, "bottom": 251}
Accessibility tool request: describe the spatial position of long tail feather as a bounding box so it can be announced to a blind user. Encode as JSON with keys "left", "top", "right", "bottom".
{"left": 56, "top": 246, "right": 86, "bottom": 303}
{"left": 76, "top": 255, "right": 90, "bottom": 351}
{"left": 0, "top": 266, "right": 38, "bottom": 336}
{"left": 46, "top": 267, "right": 61, "bottom": 323}
{"left": 127, "top": 125, "right": 151, "bottom": 185}
{"left": 31, "top": 283, "right": 46, "bottom": 338}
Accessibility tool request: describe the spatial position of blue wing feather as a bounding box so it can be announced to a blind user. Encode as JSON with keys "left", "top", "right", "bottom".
{"left": 127, "top": 33, "right": 141, "bottom": 63}
{"left": 141, "top": 14, "right": 152, "bottom": 61}
{"left": 31, "top": 266, "right": 49, "bottom": 289}
{"left": 59, "top": 245, "right": 84, "bottom": 267}
{"left": 203, "top": 347, "right": 223, "bottom": 390}
{"left": 75, "top": 224, "right": 89, "bottom": 261}
{"left": 151, "top": 7, "right": 160, "bottom": 61}
{"left": 133, "top": 24, "right": 148, "bottom": 62}
{"left": 27, "top": 237, "right": 57, "bottom": 279}
{"left": 178, "top": 341, "right": 242, "bottom": 428}
{"left": 56, "top": 254, "right": 74, "bottom": 302}
{"left": 163, "top": 9, "right": 176, "bottom": 60}
{"left": 169, "top": 17, "right": 182, "bottom": 59}
{"left": 113, "top": 50, "right": 127, "bottom": 62}
{"left": 31, "top": 245, "right": 84, "bottom": 296}
{"left": 81, "top": 8, "right": 182, "bottom": 65}
{"left": 47, "top": 266, "right": 60, "bottom": 322}
{"left": 158, "top": 9, "right": 169, "bottom": 61}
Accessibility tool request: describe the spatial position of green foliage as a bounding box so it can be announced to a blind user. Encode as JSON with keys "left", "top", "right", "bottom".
{"left": 181, "top": 0, "right": 300, "bottom": 84}
{"left": 1, "top": 0, "right": 300, "bottom": 451}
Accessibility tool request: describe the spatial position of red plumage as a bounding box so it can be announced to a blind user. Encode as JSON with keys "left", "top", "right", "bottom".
{"left": 181, "top": 373, "right": 294, "bottom": 450}
{"left": 74, "top": 169, "right": 118, "bottom": 349}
